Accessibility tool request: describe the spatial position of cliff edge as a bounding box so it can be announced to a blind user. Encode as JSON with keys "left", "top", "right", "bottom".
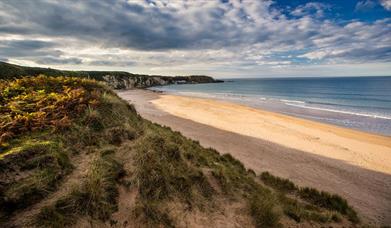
{"left": 0, "top": 61, "right": 223, "bottom": 89}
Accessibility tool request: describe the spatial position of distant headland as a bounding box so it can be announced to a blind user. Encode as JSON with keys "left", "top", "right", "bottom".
{"left": 0, "top": 61, "right": 223, "bottom": 89}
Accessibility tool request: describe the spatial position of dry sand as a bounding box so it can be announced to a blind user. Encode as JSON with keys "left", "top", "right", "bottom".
{"left": 117, "top": 89, "right": 391, "bottom": 226}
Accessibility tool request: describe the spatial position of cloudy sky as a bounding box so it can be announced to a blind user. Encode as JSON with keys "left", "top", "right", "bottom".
{"left": 0, "top": 0, "right": 390, "bottom": 78}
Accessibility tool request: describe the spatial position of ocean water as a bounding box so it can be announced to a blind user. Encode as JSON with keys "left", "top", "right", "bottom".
{"left": 151, "top": 76, "right": 391, "bottom": 136}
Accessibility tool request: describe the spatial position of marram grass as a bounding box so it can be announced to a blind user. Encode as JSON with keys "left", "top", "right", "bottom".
{"left": 0, "top": 76, "right": 360, "bottom": 227}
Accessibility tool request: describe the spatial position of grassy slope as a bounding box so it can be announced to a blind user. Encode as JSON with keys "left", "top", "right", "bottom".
{"left": 0, "top": 61, "right": 92, "bottom": 80}
{"left": 0, "top": 61, "right": 219, "bottom": 86}
{"left": 0, "top": 76, "right": 360, "bottom": 227}
{"left": 0, "top": 61, "right": 156, "bottom": 81}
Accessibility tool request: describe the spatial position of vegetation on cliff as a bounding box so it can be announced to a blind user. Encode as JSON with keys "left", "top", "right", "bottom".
{"left": 0, "top": 61, "right": 222, "bottom": 89}
{"left": 0, "top": 76, "right": 359, "bottom": 227}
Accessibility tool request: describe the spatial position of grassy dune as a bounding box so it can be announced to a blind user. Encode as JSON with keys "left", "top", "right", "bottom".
{"left": 0, "top": 76, "right": 359, "bottom": 227}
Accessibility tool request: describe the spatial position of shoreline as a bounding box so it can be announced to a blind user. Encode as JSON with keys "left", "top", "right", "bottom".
{"left": 116, "top": 89, "right": 391, "bottom": 225}
{"left": 150, "top": 88, "right": 391, "bottom": 136}
{"left": 150, "top": 88, "right": 391, "bottom": 137}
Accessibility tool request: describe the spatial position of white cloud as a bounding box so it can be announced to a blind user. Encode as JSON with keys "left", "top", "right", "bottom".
{"left": 291, "top": 2, "right": 329, "bottom": 18}
{"left": 0, "top": 0, "right": 390, "bottom": 77}
{"left": 380, "top": 0, "right": 391, "bottom": 10}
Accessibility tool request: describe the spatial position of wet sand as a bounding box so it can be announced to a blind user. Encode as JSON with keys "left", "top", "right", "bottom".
{"left": 116, "top": 89, "right": 391, "bottom": 226}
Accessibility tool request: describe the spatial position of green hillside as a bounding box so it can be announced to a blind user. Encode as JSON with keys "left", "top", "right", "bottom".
{"left": 0, "top": 61, "right": 221, "bottom": 89}
{"left": 0, "top": 76, "right": 359, "bottom": 227}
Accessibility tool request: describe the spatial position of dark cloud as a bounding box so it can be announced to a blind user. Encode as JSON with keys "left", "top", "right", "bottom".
{"left": 0, "top": 0, "right": 389, "bottom": 69}
{"left": 0, "top": 40, "right": 61, "bottom": 58}
{"left": 35, "top": 57, "right": 82, "bottom": 65}
{"left": 0, "top": 40, "right": 55, "bottom": 50}
{"left": 88, "top": 60, "right": 136, "bottom": 67}
{"left": 0, "top": 0, "right": 316, "bottom": 51}
{"left": 355, "top": 0, "right": 377, "bottom": 11}
{"left": 334, "top": 46, "right": 391, "bottom": 61}
{"left": 0, "top": 0, "right": 205, "bottom": 50}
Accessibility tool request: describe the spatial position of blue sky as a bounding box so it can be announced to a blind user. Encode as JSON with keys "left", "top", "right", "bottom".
{"left": 275, "top": 0, "right": 390, "bottom": 21}
{"left": 0, "top": 0, "right": 390, "bottom": 78}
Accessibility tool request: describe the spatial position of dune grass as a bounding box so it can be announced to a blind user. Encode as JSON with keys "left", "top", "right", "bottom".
{"left": 35, "top": 150, "right": 124, "bottom": 227}
{"left": 0, "top": 138, "right": 72, "bottom": 220}
{"left": 260, "top": 171, "right": 359, "bottom": 223}
{"left": 0, "top": 76, "right": 135, "bottom": 224}
{"left": 132, "top": 130, "right": 216, "bottom": 226}
{"left": 0, "top": 76, "right": 361, "bottom": 227}
{"left": 131, "top": 122, "right": 281, "bottom": 227}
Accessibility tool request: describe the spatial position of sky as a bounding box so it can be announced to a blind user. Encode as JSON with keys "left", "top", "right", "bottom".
{"left": 0, "top": 0, "right": 390, "bottom": 78}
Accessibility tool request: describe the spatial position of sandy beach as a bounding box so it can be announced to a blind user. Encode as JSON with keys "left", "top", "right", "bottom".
{"left": 117, "top": 89, "right": 391, "bottom": 226}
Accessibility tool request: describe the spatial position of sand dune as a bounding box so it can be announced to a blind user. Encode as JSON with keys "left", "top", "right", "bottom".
{"left": 117, "top": 89, "right": 391, "bottom": 226}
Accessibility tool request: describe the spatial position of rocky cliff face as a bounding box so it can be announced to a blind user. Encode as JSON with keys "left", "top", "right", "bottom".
{"left": 102, "top": 75, "right": 168, "bottom": 89}
{"left": 101, "top": 74, "right": 221, "bottom": 89}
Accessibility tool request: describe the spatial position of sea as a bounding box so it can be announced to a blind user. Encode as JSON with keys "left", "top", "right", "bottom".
{"left": 151, "top": 76, "right": 391, "bottom": 136}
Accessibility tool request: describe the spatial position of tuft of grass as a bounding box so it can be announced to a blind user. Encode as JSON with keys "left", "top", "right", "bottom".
{"left": 133, "top": 201, "right": 175, "bottom": 228}
{"left": 0, "top": 139, "right": 54, "bottom": 160}
{"left": 331, "top": 213, "right": 342, "bottom": 222}
{"left": 3, "top": 169, "right": 58, "bottom": 209}
{"left": 132, "top": 131, "right": 215, "bottom": 226}
{"left": 279, "top": 194, "right": 332, "bottom": 223}
{"left": 260, "top": 172, "right": 297, "bottom": 193}
{"left": 219, "top": 153, "right": 246, "bottom": 173}
{"left": 247, "top": 169, "right": 256, "bottom": 177}
{"left": 248, "top": 191, "right": 280, "bottom": 228}
{"left": 73, "top": 151, "right": 123, "bottom": 220}
{"left": 260, "top": 171, "right": 359, "bottom": 224}
{"left": 106, "top": 125, "right": 136, "bottom": 145}
{"left": 0, "top": 140, "right": 71, "bottom": 216}
{"left": 298, "top": 187, "right": 359, "bottom": 223}
{"left": 84, "top": 106, "right": 105, "bottom": 131}
{"left": 35, "top": 151, "right": 124, "bottom": 226}
{"left": 34, "top": 206, "right": 72, "bottom": 228}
